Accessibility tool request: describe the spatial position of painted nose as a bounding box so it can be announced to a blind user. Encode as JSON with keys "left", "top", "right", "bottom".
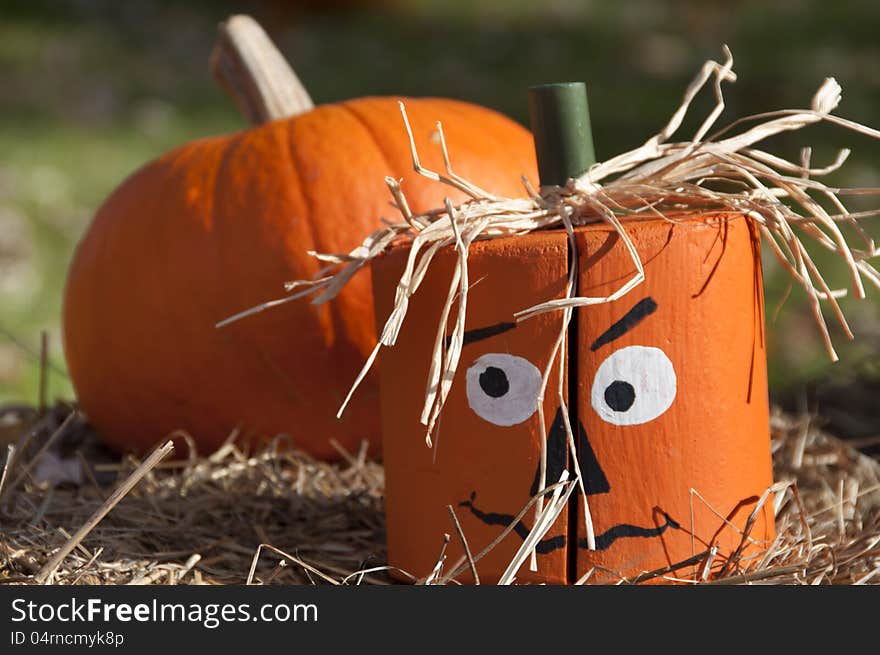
{"left": 530, "top": 407, "right": 609, "bottom": 497}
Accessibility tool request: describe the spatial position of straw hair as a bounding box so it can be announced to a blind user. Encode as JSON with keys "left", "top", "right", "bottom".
{"left": 225, "top": 47, "right": 880, "bottom": 433}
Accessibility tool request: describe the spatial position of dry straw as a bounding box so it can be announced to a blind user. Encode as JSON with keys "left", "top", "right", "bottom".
{"left": 1, "top": 405, "right": 877, "bottom": 584}
{"left": 220, "top": 48, "right": 880, "bottom": 559}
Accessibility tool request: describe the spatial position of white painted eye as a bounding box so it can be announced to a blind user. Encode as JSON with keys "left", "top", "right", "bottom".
{"left": 466, "top": 353, "right": 542, "bottom": 426}
{"left": 590, "top": 345, "right": 676, "bottom": 426}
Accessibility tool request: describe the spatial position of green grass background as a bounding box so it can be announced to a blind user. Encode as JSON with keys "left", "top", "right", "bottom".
{"left": 2, "top": 0, "right": 880, "bottom": 418}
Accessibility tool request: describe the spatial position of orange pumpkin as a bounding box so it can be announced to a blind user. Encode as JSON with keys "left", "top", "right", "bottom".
{"left": 61, "top": 16, "right": 538, "bottom": 459}
{"left": 373, "top": 214, "right": 774, "bottom": 583}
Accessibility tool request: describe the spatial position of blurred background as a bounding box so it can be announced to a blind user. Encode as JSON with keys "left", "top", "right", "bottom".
{"left": 1, "top": 0, "right": 879, "bottom": 447}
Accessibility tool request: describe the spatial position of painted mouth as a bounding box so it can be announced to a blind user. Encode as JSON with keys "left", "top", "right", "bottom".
{"left": 458, "top": 407, "right": 681, "bottom": 553}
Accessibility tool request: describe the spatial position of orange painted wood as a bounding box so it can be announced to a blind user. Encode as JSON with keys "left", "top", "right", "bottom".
{"left": 374, "top": 213, "right": 774, "bottom": 584}
{"left": 574, "top": 215, "right": 774, "bottom": 583}
{"left": 372, "top": 232, "right": 570, "bottom": 584}
{"left": 62, "top": 98, "right": 538, "bottom": 459}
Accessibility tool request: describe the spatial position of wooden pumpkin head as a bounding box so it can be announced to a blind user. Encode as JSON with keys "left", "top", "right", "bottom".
{"left": 373, "top": 213, "right": 774, "bottom": 583}
{"left": 299, "top": 64, "right": 877, "bottom": 584}
{"left": 61, "top": 17, "right": 538, "bottom": 459}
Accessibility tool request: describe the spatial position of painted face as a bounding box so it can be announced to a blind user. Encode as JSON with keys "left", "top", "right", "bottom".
{"left": 372, "top": 215, "right": 774, "bottom": 584}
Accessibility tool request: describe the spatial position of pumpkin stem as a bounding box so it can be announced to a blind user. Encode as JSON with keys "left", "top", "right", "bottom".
{"left": 527, "top": 83, "right": 595, "bottom": 186}
{"left": 210, "top": 14, "right": 314, "bottom": 124}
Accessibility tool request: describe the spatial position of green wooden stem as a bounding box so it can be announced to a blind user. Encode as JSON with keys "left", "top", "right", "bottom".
{"left": 527, "top": 82, "right": 596, "bottom": 187}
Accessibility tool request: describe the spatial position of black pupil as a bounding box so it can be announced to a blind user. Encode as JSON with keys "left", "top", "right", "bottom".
{"left": 479, "top": 366, "right": 510, "bottom": 398}
{"left": 604, "top": 380, "right": 636, "bottom": 412}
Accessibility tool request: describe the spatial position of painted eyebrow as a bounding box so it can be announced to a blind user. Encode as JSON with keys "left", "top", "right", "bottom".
{"left": 447, "top": 321, "right": 517, "bottom": 348}
{"left": 453, "top": 296, "right": 657, "bottom": 350}
{"left": 590, "top": 297, "right": 658, "bottom": 351}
